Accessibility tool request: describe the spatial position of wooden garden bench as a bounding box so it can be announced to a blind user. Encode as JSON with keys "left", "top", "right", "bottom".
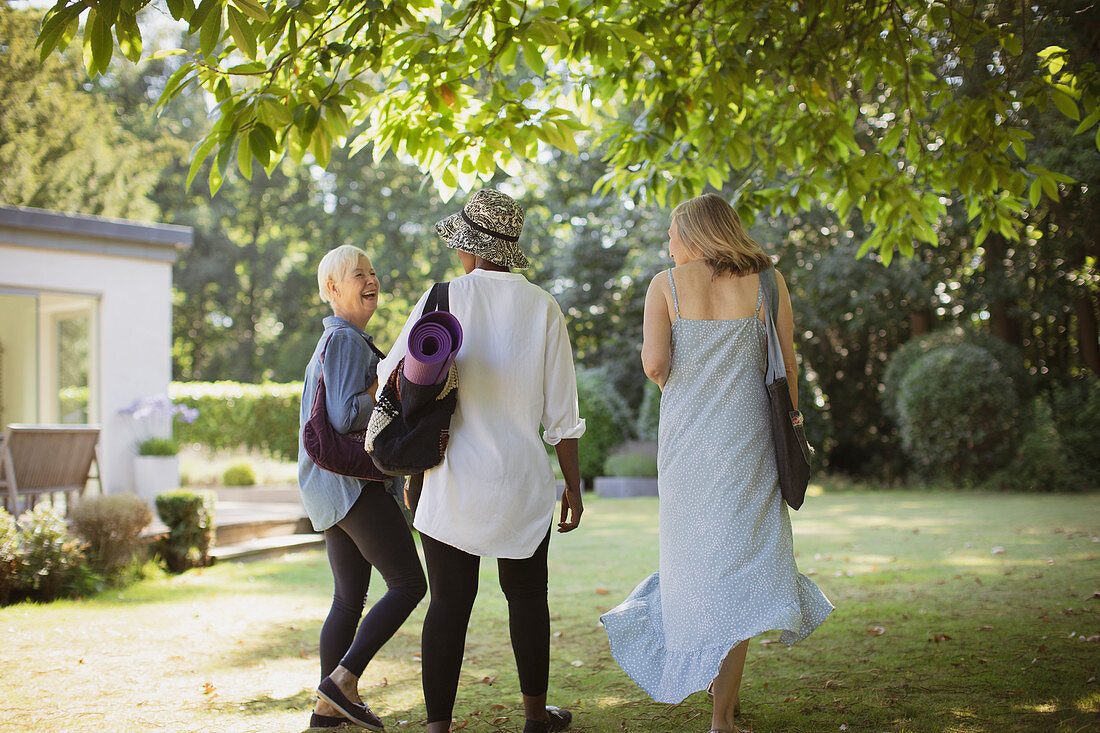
{"left": 0, "top": 425, "right": 102, "bottom": 520}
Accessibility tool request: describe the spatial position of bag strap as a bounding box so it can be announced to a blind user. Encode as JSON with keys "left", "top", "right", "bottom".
{"left": 320, "top": 327, "right": 386, "bottom": 365}
{"left": 424, "top": 281, "right": 450, "bottom": 314}
{"left": 759, "top": 267, "right": 786, "bottom": 384}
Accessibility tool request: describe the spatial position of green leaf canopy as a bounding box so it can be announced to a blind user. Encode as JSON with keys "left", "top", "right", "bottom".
{"left": 36, "top": 0, "right": 1100, "bottom": 259}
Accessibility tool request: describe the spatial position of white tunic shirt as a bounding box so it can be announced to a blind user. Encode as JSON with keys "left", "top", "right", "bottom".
{"left": 376, "top": 269, "right": 586, "bottom": 559}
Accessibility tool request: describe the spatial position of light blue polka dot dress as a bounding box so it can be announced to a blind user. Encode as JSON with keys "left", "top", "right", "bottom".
{"left": 601, "top": 270, "right": 834, "bottom": 704}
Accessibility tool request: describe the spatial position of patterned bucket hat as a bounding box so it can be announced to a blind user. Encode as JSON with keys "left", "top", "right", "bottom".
{"left": 435, "top": 189, "right": 529, "bottom": 269}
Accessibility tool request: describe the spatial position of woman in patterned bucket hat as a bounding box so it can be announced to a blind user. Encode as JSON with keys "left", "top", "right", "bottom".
{"left": 377, "top": 187, "right": 585, "bottom": 733}
{"left": 434, "top": 188, "right": 530, "bottom": 269}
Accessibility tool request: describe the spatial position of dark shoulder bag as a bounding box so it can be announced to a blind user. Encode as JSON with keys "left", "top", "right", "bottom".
{"left": 301, "top": 328, "right": 390, "bottom": 482}
{"left": 365, "top": 283, "right": 459, "bottom": 497}
{"left": 760, "top": 267, "right": 814, "bottom": 510}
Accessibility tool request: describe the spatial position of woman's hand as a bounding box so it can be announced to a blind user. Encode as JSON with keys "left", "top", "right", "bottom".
{"left": 558, "top": 484, "right": 583, "bottom": 532}
{"left": 553, "top": 438, "right": 582, "bottom": 532}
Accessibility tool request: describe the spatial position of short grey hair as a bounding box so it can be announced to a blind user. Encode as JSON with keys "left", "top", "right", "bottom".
{"left": 317, "top": 245, "right": 371, "bottom": 304}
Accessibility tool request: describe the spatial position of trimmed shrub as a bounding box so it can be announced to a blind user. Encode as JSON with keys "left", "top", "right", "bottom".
{"left": 883, "top": 328, "right": 1031, "bottom": 421}
{"left": 15, "top": 505, "right": 101, "bottom": 602}
{"left": 223, "top": 463, "right": 257, "bottom": 486}
{"left": 69, "top": 494, "right": 153, "bottom": 577}
{"left": 987, "top": 397, "right": 1088, "bottom": 492}
{"left": 576, "top": 368, "right": 633, "bottom": 484}
{"left": 0, "top": 509, "right": 21, "bottom": 606}
{"left": 604, "top": 451, "right": 658, "bottom": 478}
{"left": 155, "top": 490, "right": 216, "bottom": 573}
{"left": 170, "top": 381, "right": 301, "bottom": 460}
{"left": 897, "top": 343, "right": 1022, "bottom": 482}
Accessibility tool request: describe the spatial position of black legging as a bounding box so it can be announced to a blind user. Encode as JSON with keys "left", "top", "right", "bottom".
{"left": 420, "top": 528, "right": 552, "bottom": 724}
{"left": 320, "top": 482, "right": 427, "bottom": 679}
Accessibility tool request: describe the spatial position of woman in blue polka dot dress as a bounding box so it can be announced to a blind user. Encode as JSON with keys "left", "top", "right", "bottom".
{"left": 601, "top": 194, "right": 833, "bottom": 733}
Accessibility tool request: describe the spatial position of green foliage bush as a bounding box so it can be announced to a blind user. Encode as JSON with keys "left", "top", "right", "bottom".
{"left": 136, "top": 437, "right": 179, "bottom": 456}
{"left": 155, "top": 490, "right": 216, "bottom": 573}
{"left": 222, "top": 463, "right": 257, "bottom": 486}
{"left": 0, "top": 510, "right": 21, "bottom": 606}
{"left": 897, "top": 344, "right": 1022, "bottom": 483}
{"left": 883, "top": 327, "right": 1032, "bottom": 421}
{"left": 576, "top": 367, "right": 633, "bottom": 483}
{"left": 69, "top": 495, "right": 153, "bottom": 578}
{"left": 987, "top": 397, "right": 1088, "bottom": 492}
{"left": 1047, "top": 377, "right": 1100, "bottom": 488}
{"left": 170, "top": 382, "right": 301, "bottom": 460}
{"left": 635, "top": 380, "right": 661, "bottom": 443}
{"left": 14, "top": 505, "right": 101, "bottom": 603}
{"left": 604, "top": 451, "right": 658, "bottom": 478}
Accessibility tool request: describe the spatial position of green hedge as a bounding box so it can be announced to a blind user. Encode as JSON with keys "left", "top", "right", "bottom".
{"left": 170, "top": 382, "right": 301, "bottom": 460}
{"left": 576, "top": 368, "right": 633, "bottom": 484}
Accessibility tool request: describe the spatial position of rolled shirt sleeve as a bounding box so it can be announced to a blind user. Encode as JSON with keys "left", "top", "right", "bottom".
{"left": 322, "top": 329, "right": 378, "bottom": 434}
{"left": 541, "top": 301, "right": 587, "bottom": 445}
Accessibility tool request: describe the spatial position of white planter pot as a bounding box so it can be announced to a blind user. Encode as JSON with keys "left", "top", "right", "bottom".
{"left": 133, "top": 455, "right": 180, "bottom": 506}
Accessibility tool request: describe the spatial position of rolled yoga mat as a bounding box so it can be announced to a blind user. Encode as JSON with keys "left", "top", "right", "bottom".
{"left": 403, "top": 310, "right": 463, "bottom": 385}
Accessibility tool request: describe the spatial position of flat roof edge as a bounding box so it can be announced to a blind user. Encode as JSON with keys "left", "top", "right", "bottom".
{"left": 0, "top": 205, "right": 193, "bottom": 249}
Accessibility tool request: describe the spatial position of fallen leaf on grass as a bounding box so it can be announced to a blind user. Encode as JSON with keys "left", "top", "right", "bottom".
{"left": 992, "top": 546, "right": 1006, "bottom": 555}
{"left": 595, "top": 588, "right": 610, "bottom": 595}
{"left": 202, "top": 682, "right": 216, "bottom": 696}
{"left": 839, "top": 725, "right": 849, "bottom": 731}
{"left": 489, "top": 704, "right": 506, "bottom": 712}
{"left": 759, "top": 638, "right": 782, "bottom": 646}
{"left": 473, "top": 675, "right": 498, "bottom": 685}
{"left": 1088, "top": 592, "right": 1100, "bottom": 601}
{"left": 1087, "top": 677, "right": 1096, "bottom": 684}
{"left": 491, "top": 717, "right": 509, "bottom": 725}
{"left": 784, "top": 696, "right": 796, "bottom": 702}
{"left": 1088, "top": 636, "right": 1100, "bottom": 643}
{"left": 867, "top": 626, "right": 887, "bottom": 636}
{"left": 977, "top": 625, "right": 993, "bottom": 631}
{"left": 571, "top": 660, "right": 584, "bottom": 667}
{"left": 930, "top": 633, "right": 951, "bottom": 642}
{"left": 1037, "top": 644, "right": 1048, "bottom": 653}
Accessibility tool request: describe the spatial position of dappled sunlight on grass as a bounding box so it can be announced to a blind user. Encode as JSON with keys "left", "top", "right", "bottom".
{"left": 1, "top": 490, "right": 1098, "bottom": 732}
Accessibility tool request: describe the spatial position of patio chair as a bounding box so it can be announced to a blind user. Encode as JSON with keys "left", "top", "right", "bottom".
{"left": 0, "top": 424, "right": 102, "bottom": 520}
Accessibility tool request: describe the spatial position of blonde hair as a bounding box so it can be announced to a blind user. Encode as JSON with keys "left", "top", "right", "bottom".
{"left": 671, "top": 193, "right": 772, "bottom": 277}
{"left": 317, "top": 245, "right": 371, "bottom": 304}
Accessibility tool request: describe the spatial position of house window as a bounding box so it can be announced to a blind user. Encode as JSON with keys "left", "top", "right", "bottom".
{"left": 0, "top": 290, "right": 99, "bottom": 426}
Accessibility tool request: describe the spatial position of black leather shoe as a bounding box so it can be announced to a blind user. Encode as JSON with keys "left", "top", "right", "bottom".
{"left": 310, "top": 712, "right": 347, "bottom": 728}
{"left": 316, "top": 677, "right": 385, "bottom": 731}
{"left": 523, "top": 706, "right": 572, "bottom": 733}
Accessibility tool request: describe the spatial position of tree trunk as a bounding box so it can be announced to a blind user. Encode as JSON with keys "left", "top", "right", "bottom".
{"left": 1076, "top": 293, "right": 1100, "bottom": 373}
{"left": 909, "top": 309, "right": 934, "bottom": 336}
{"left": 983, "top": 233, "right": 1022, "bottom": 347}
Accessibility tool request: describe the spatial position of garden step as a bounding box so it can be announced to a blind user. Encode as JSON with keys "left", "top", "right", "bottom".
{"left": 209, "top": 533, "right": 325, "bottom": 563}
{"left": 214, "top": 516, "right": 314, "bottom": 546}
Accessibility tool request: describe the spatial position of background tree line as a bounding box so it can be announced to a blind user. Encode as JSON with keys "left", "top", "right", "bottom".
{"left": 2, "top": 2, "right": 1096, "bottom": 484}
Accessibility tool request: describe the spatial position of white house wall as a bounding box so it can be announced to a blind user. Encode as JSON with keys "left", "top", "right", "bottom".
{"left": 0, "top": 242, "right": 174, "bottom": 495}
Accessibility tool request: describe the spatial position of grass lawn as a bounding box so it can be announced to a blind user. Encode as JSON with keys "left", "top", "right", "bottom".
{"left": 1, "top": 489, "right": 1098, "bottom": 733}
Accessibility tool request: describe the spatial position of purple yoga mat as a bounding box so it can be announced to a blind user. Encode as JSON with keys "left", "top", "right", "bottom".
{"left": 403, "top": 310, "right": 463, "bottom": 385}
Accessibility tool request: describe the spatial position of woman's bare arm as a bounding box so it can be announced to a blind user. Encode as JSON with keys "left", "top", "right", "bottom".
{"left": 641, "top": 273, "right": 673, "bottom": 389}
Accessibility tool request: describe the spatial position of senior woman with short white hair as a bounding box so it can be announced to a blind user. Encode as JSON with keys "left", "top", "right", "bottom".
{"left": 298, "top": 244, "right": 427, "bottom": 730}
{"left": 377, "top": 189, "right": 586, "bottom": 733}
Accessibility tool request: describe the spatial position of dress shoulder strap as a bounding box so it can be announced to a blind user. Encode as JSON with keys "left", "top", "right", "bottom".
{"left": 666, "top": 269, "right": 681, "bottom": 321}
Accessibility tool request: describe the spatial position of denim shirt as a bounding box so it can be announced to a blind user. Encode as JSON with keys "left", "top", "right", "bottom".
{"left": 297, "top": 316, "right": 382, "bottom": 531}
